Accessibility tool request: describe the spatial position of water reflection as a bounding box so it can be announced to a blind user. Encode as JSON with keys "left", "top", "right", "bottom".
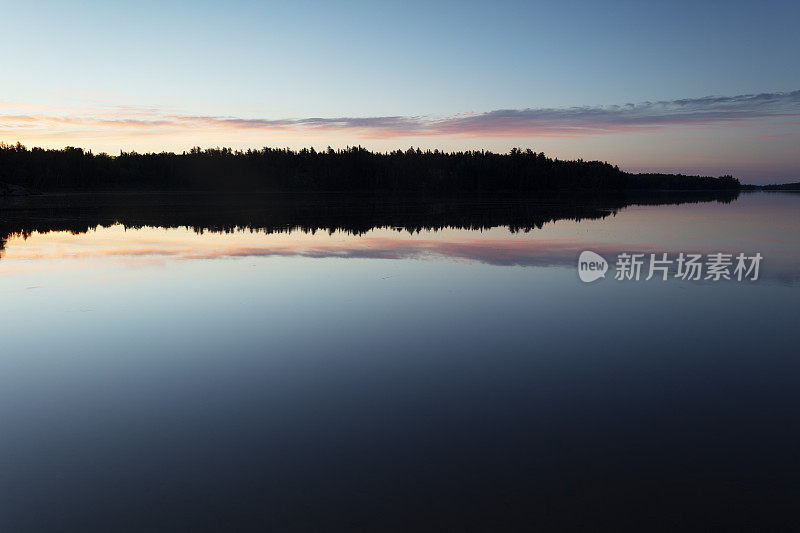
{"left": 1, "top": 190, "right": 798, "bottom": 283}
{"left": 0, "top": 190, "right": 738, "bottom": 242}
{"left": 1, "top": 191, "right": 799, "bottom": 531}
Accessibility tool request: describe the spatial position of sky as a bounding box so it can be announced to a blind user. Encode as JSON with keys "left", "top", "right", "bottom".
{"left": 1, "top": 0, "right": 799, "bottom": 183}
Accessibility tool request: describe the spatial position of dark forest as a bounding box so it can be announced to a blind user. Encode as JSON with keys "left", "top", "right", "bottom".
{"left": 0, "top": 143, "right": 740, "bottom": 193}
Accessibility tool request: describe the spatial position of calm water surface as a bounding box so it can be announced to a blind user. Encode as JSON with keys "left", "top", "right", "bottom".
{"left": 1, "top": 192, "right": 798, "bottom": 531}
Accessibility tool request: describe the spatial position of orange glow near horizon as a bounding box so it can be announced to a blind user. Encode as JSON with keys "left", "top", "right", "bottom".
{"left": 2, "top": 93, "right": 799, "bottom": 182}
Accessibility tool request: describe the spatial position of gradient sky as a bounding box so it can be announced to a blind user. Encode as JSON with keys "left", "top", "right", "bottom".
{"left": 1, "top": 0, "right": 799, "bottom": 183}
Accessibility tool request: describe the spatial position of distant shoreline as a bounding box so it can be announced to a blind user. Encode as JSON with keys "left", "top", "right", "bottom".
{"left": 742, "top": 182, "right": 800, "bottom": 191}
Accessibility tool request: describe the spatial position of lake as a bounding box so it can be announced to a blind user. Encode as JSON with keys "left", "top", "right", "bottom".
{"left": 1, "top": 191, "right": 798, "bottom": 531}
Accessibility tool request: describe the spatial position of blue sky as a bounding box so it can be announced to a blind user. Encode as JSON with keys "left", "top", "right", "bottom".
{"left": 1, "top": 0, "right": 799, "bottom": 182}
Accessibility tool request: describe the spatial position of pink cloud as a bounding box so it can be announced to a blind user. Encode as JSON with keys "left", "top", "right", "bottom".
{"left": 3, "top": 90, "right": 799, "bottom": 141}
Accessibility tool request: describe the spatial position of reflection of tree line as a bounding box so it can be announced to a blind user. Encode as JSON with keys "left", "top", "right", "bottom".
{"left": 0, "top": 191, "right": 739, "bottom": 257}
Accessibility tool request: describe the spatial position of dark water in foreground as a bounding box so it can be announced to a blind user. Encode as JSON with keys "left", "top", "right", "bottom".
{"left": 1, "top": 192, "right": 798, "bottom": 531}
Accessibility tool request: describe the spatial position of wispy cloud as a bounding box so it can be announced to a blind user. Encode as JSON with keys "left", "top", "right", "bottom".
{"left": 2, "top": 90, "right": 799, "bottom": 141}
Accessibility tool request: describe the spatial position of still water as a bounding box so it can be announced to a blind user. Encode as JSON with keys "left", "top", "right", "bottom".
{"left": 1, "top": 192, "right": 798, "bottom": 531}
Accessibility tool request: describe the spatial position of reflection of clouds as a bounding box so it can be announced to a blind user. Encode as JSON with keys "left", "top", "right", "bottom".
{"left": 2, "top": 227, "right": 797, "bottom": 284}
{"left": 179, "top": 237, "right": 599, "bottom": 264}
{"left": 3, "top": 232, "right": 635, "bottom": 267}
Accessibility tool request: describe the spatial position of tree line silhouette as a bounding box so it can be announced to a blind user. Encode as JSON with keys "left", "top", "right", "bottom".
{"left": 0, "top": 143, "right": 740, "bottom": 193}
